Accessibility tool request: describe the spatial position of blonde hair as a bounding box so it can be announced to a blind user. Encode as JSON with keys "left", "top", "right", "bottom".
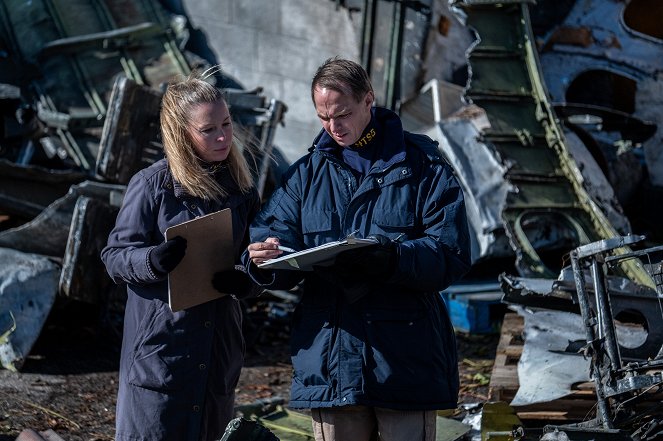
{"left": 160, "top": 69, "right": 255, "bottom": 201}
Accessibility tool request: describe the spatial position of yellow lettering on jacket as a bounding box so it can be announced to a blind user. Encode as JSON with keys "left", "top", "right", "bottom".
{"left": 354, "top": 128, "right": 376, "bottom": 148}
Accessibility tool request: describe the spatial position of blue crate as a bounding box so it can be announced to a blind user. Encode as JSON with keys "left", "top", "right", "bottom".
{"left": 440, "top": 290, "right": 504, "bottom": 334}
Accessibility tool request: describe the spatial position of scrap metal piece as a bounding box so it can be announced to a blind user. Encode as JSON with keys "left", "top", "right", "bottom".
{"left": 500, "top": 268, "right": 663, "bottom": 361}
{"left": 0, "top": 160, "right": 86, "bottom": 221}
{"left": 219, "top": 418, "right": 279, "bottom": 441}
{"left": 510, "top": 306, "right": 591, "bottom": 407}
{"left": 95, "top": 76, "right": 164, "bottom": 184}
{"left": 536, "top": 0, "right": 663, "bottom": 188}
{"left": 0, "top": 180, "right": 81, "bottom": 257}
{"left": 568, "top": 235, "right": 663, "bottom": 430}
{"left": 39, "top": 21, "right": 164, "bottom": 57}
{"left": 59, "top": 189, "right": 122, "bottom": 304}
{"left": 0, "top": 180, "right": 123, "bottom": 259}
{"left": 0, "top": 248, "right": 60, "bottom": 371}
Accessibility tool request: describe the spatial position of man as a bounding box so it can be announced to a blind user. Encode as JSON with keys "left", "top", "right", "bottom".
{"left": 246, "top": 57, "right": 471, "bottom": 441}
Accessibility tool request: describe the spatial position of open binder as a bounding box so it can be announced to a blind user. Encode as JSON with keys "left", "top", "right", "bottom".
{"left": 257, "top": 234, "right": 378, "bottom": 271}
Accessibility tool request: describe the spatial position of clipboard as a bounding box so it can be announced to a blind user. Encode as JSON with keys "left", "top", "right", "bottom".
{"left": 165, "top": 208, "right": 234, "bottom": 311}
{"left": 257, "top": 235, "right": 378, "bottom": 271}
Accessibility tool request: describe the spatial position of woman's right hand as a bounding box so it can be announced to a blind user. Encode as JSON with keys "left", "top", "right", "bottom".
{"left": 247, "top": 237, "right": 283, "bottom": 265}
{"left": 149, "top": 236, "right": 187, "bottom": 275}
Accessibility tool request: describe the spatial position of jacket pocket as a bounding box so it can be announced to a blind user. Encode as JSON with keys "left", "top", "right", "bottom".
{"left": 290, "top": 305, "right": 333, "bottom": 387}
{"left": 361, "top": 308, "right": 433, "bottom": 389}
{"left": 301, "top": 209, "right": 339, "bottom": 246}
{"left": 372, "top": 209, "right": 415, "bottom": 236}
{"left": 128, "top": 303, "right": 190, "bottom": 391}
{"left": 301, "top": 209, "right": 332, "bottom": 234}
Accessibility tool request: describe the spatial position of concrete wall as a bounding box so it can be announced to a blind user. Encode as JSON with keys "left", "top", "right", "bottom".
{"left": 181, "top": 0, "right": 361, "bottom": 164}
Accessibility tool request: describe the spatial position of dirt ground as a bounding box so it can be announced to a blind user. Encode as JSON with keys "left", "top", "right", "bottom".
{"left": 0, "top": 298, "right": 498, "bottom": 441}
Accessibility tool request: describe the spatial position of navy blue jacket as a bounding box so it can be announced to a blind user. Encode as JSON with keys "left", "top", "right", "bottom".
{"left": 247, "top": 108, "right": 471, "bottom": 410}
{"left": 101, "top": 158, "right": 260, "bottom": 441}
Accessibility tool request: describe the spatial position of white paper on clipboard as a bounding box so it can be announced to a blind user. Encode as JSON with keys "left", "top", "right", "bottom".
{"left": 165, "top": 208, "right": 234, "bottom": 312}
{"left": 257, "top": 235, "right": 378, "bottom": 271}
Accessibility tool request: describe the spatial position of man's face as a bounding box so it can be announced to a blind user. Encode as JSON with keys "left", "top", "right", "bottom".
{"left": 313, "top": 86, "right": 373, "bottom": 147}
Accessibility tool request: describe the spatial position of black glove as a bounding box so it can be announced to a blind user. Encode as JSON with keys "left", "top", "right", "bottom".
{"left": 314, "top": 264, "right": 372, "bottom": 304}
{"left": 149, "top": 236, "right": 187, "bottom": 275}
{"left": 334, "top": 234, "right": 398, "bottom": 279}
{"left": 212, "top": 269, "right": 253, "bottom": 297}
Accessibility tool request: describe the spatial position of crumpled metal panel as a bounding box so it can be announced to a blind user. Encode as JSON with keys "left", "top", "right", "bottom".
{"left": 59, "top": 192, "right": 119, "bottom": 304}
{"left": 433, "top": 114, "right": 513, "bottom": 260}
{"left": 510, "top": 306, "right": 591, "bottom": 406}
{"left": 510, "top": 305, "right": 652, "bottom": 407}
{"left": 536, "top": 0, "right": 663, "bottom": 187}
{"left": 561, "top": 129, "right": 632, "bottom": 234}
{"left": 0, "top": 248, "right": 60, "bottom": 371}
{"left": 0, "top": 180, "right": 124, "bottom": 258}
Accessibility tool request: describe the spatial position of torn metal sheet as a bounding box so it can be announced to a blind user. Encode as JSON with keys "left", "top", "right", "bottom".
{"left": 0, "top": 160, "right": 87, "bottom": 222}
{"left": 535, "top": 0, "right": 663, "bottom": 188}
{"left": 562, "top": 129, "right": 631, "bottom": 235}
{"left": 403, "top": 91, "right": 513, "bottom": 261}
{"left": 510, "top": 306, "right": 591, "bottom": 406}
{"left": 0, "top": 248, "right": 60, "bottom": 371}
{"left": 510, "top": 305, "right": 649, "bottom": 407}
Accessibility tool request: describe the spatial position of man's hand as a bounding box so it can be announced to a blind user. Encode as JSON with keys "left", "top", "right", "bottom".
{"left": 247, "top": 237, "right": 284, "bottom": 265}
{"left": 149, "top": 236, "right": 187, "bottom": 275}
{"left": 334, "top": 234, "right": 398, "bottom": 279}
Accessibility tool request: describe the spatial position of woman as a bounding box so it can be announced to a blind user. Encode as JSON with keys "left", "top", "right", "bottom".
{"left": 101, "top": 69, "right": 260, "bottom": 441}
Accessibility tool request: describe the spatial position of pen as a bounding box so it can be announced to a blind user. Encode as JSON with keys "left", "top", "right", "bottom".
{"left": 278, "top": 245, "right": 296, "bottom": 253}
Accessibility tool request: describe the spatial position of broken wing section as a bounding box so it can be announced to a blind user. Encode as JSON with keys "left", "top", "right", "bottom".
{"left": 402, "top": 0, "right": 653, "bottom": 289}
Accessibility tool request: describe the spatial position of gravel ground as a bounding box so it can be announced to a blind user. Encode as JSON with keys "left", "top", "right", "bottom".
{"left": 0, "top": 299, "right": 498, "bottom": 441}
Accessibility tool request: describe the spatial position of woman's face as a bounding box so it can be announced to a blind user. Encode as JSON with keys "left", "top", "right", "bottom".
{"left": 187, "top": 99, "right": 233, "bottom": 162}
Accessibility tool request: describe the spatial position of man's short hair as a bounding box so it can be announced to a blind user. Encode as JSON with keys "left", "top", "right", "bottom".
{"left": 311, "top": 57, "right": 373, "bottom": 103}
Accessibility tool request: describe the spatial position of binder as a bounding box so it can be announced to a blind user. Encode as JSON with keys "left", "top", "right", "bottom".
{"left": 257, "top": 235, "right": 378, "bottom": 271}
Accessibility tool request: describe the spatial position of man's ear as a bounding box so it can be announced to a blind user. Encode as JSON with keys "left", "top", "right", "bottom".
{"left": 364, "top": 91, "right": 374, "bottom": 108}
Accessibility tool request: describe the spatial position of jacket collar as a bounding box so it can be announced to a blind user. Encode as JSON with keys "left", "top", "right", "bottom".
{"left": 164, "top": 161, "right": 235, "bottom": 200}
{"left": 311, "top": 107, "right": 407, "bottom": 170}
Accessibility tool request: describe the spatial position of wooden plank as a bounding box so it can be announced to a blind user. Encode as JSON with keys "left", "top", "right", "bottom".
{"left": 488, "top": 313, "right": 524, "bottom": 402}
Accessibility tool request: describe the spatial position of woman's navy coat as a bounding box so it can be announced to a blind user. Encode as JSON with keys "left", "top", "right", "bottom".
{"left": 248, "top": 108, "right": 472, "bottom": 411}
{"left": 102, "top": 158, "right": 260, "bottom": 441}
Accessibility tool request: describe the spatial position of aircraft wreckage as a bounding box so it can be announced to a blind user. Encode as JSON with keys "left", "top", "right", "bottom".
{"left": 1, "top": 0, "right": 663, "bottom": 439}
